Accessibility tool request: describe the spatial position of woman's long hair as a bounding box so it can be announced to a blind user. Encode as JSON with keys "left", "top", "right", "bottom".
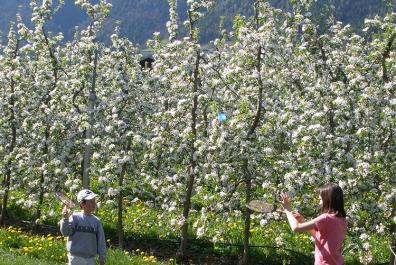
{"left": 319, "top": 183, "right": 346, "bottom": 218}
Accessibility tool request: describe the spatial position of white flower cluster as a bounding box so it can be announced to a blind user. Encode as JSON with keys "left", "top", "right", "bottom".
{"left": 0, "top": 0, "right": 395, "bottom": 261}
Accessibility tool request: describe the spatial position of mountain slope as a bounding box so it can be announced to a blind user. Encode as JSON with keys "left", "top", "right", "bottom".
{"left": 0, "top": 0, "right": 391, "bottom": 45}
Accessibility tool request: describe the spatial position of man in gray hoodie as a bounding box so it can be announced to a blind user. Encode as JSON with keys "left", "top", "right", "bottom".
{"left": 60, "top": 189, "right": 106, "bottom": 265}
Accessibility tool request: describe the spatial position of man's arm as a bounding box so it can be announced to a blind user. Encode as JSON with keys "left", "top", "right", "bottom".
{"left": 97, "top": 220, "right": 106, "bottom": 264}
{"left": 59, "top": 206, "right": 73, "bottom": 236}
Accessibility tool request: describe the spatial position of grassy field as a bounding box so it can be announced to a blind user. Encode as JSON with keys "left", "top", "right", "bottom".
{"left": 0, "top": 226, "right": 173, "bottom": 265}
{"left": 0, "top": 192, "right": 390, "bottom": 265}
{"left": 0, "top": 247, "right": 60, "bottom": 265}
{"left": 0, "top": 248, "right": 168, "bottom": 265}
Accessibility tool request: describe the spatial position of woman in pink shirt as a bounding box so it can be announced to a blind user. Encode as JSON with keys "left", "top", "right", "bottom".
{"left": 281, "top": 183, "right": 347, "bottom": 265}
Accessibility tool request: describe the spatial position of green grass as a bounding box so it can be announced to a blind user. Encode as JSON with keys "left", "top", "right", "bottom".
{"left": 0, "top": 247, "right": 171, "bottom": 265}
{"left": 0, "top": 226, "right": 172, "bottom": 265}
{"left": 0, "top": 248, "right": 61, "bottom": 265}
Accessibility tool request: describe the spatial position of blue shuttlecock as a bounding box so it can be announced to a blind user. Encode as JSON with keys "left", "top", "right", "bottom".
{"left": 217, "top": 112, "right": 227, "bottom": 122}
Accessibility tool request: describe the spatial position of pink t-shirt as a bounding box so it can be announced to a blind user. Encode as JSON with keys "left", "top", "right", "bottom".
{"left": 313, "top": 213, "right": 347, "bottom": 265}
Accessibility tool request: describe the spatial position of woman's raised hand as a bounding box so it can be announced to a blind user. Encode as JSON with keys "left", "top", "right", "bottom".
{"left": 280, "top": 193, "right": 292, "bottom": 211}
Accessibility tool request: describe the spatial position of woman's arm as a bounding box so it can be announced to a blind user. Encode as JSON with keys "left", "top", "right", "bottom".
{"left": 293, "top": 212, "right": 316, "bottom": 236}
{"left": 281, "top": 193, "right": 317, "bottom": 233}
{"left": 284, "top": 209, "right": 317, "bottom": 232}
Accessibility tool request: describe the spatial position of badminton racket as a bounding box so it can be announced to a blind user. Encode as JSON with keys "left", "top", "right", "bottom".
{"left": 246, "top": 200, "right": 283, "bottom": 213}
{"left": 55, "top": 191, "right": 76, "bottom": 208}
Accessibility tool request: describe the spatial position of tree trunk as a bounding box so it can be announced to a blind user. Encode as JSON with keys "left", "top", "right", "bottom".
{"left": 389, "top": 197, "right": 396, "bottom": 265}
{"left": 82, "top": 50, "right": 98, "bottom": 188}
{"left": 36, "top": 124, "right": 50, "bottom": 221}
{"left": 177, "top": 50, "right": 200, "bottom": 260}
{"left": 117, "top": 163, "right": 128, "bottom": 249}
{"left": 241, "top": 3, "right": 264, "bottom": 261}
{"left": 117, "top": 187, "right": 124, "bottom": 249}
{"left": 1, "top": 39, "right": 19, "bottom": 225}
{"left": 1, "top": 94, "right": 16, "bottom": 225}
{"left": 1, "top": 98, "right": 16, "bottom": 225}
{"left": 178, "top": 165, "right": 196, "bottom": 258}
{"left": 381, "top": 33, "right": 395, "bottom": 83}
{"left": 240, "top": 159, "right": 252, "bottom": 265}
{"left": 82, "top": 126, "right": 92, "bottom": 188}
{"left": 390, "top": 222, "right": 396, "bottom": 265}
{"left": 36, "top": 27, "right": 59, "bottom": 221}
{"left": 0, "top": 168, "right": 12, "bottom": 225}
{"left": 390, "top": 245, "right": 395, "bottom": 265}
{"left": 36, "top": 172, "right": 45, "bottom": 221}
